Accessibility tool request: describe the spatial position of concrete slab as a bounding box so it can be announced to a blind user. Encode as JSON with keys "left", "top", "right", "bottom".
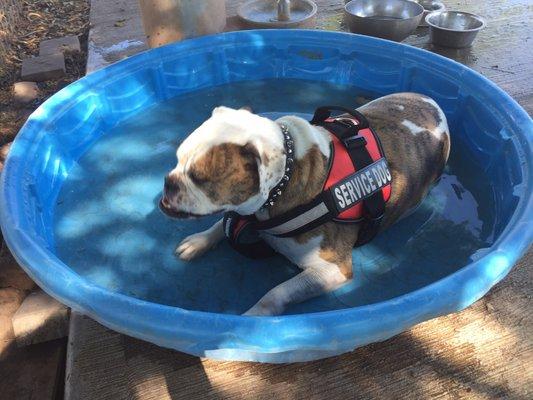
{"left": 12, "top": 289, "right": 69, "bottom": 347}
{"left": 39, "top": 35, "right": 81, "bottom": 55}
{"left": 64, "top": 252, "right": 532, "bottom": 400}
{"left": 86, "top": 0, "right": 148, "bottom": 73}
{"left": 65, "top": 312, "right": 127, "bottom": 400}
{"left": 138, "top": 0, "right": 226, "bottom": 47}
{"left": 21, "top": 53, "right": 66, "bottom": 81}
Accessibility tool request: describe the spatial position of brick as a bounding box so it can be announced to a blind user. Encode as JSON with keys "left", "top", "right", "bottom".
{"left": 39, "top": 35, "right": 81, "bottom": 55}
{"left": 21, "top": 54, "right": 65, "bottom": 82}
{"left": 0, "top": 287, "right": 25, "bottom": 317}
{"left": 12, "top": 289, "right": 69, "bottom": 347}
{"left": 12, "top": 81, "right": 39, "bottom": 104}
{"left": 0, "top": 287, "right": 25, "bottom": 352}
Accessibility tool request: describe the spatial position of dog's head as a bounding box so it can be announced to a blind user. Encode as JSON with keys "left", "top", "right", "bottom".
{"left": 160, "top": 106, "right": 286, "bottom": 218}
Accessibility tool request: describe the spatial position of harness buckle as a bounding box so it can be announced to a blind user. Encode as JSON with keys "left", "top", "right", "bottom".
{"left": 343, "top": 135, "right": 367, "bottom": 149}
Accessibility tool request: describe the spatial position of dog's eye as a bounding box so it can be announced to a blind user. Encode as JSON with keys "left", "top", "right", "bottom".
{"left": 188, "top": 170, "right": 208, "bottom": 185}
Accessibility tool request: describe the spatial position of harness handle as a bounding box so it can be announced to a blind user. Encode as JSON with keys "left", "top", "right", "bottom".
{"left": 310, "top": 106, "right": 369, "bottom": 130}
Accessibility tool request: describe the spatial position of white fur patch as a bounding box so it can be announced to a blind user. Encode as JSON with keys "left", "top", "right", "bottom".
{"left": 275, "top": 116, "right": 331, "bottom": 159}
{"left": 263, "top": 234, "right": 334, "bottom": 270}
{"left": 244, "top": 234, "right": 347, "bottom": 315}
{"left": 421, "top": 97, "right": 449, "bottom": 140}
{"left": 396, "top": 105, "right": 405, "bottom": 111}
{"left": 401, "top": 119, "right": 427, "bottom": 135}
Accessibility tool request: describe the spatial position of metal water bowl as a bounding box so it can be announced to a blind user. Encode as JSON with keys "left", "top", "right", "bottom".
{"left": 426, "top": 11, "right": 486, "bottom": 48}
{"left": 344, "top": 0, "right": 424, "bottom": 42}
{"left": 416, "top": 0, "right": 446, "bottom": 27}
{"left": 238, "top": 0, "right": 318, "bottom": 29}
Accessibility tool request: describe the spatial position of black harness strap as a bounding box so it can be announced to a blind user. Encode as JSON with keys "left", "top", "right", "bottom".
{"left": 223, "top": 212, "right": 276, "bottom": 259}
{"left": 223, "top": 106, "right": 391, "bottom": 257}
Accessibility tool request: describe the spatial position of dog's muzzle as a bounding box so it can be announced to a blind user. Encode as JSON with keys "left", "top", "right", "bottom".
{"left": 158, "top": 197, "right": 196, "bottom": 219}
{"left": 158, "top": 197, "right": 221, "bottom": 219}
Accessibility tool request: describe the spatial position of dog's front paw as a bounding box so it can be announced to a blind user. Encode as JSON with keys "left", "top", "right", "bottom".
{"left": 175, "top": 232, "right": 215, "bottom": 261}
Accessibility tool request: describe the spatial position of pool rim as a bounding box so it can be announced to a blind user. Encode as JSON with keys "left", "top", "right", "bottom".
{"left": 1, "top": 29, "right": 531, "bottom": 360}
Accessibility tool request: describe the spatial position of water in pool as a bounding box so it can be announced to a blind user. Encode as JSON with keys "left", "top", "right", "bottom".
{"left": 54, "top": 79, "right": 496, "bottom": 315}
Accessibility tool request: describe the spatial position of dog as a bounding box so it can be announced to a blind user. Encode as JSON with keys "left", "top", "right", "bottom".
{"left": 159, "top": 93, "right": 450, "bottom": 316}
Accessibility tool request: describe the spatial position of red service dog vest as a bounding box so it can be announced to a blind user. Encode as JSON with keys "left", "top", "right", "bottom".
{"left": 223, "top": 106, "right": 392, "bottom": 259}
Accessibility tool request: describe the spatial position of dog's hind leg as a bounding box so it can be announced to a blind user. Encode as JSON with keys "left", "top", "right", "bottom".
{"left": 243, "top": 232, "right": 353, "bottom": 316}
{"left": 243, "top": 262, "right": 348, "bottom": 316}
{"left": 175, "top": 219, "right": 224, "bottom": 261}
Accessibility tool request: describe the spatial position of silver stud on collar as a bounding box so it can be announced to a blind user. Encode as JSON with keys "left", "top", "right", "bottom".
{"left": 261, "top": 123, "right": 295, "bottom": 210}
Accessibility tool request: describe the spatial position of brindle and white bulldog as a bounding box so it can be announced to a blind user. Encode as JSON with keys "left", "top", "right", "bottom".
{"left": 160, "top": 93, "right": 450, "bottom": 316}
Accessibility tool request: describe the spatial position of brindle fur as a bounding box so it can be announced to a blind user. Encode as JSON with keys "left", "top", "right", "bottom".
{"left": 266, "top": 93, "right": 450, "bottom": 279}
{"left": 189, "top": 142, "right": 260, "bottom": 205}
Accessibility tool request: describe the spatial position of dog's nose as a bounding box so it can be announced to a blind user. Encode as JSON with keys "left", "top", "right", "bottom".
{"left": 164, "top": 174, "right": 180, "bottom": 197}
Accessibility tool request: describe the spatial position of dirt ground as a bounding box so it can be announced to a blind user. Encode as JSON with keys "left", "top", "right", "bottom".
{"left": 0, "top": 0, "right": 89, "bottom": 164}
{"left": 0, "top": 1, "right": 89, "bottom": 398}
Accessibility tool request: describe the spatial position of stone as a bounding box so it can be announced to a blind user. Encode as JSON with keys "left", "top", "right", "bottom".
{"left": 12, "top": 81, "right": 39, "bottom": 104}
{"left": 12, "top": 289, "right": 69, "bottom": 347}
{"left": 21, "top": 53, "right": 66, "bottom": 82}
{"left": 39, "top": 35, "right": 81, "bottom": 55}
{"left": 0, "top": 287, "right": 25, "bottom": 352}
{"left": 0, "top": 315, "right": 14, "bottom": 343}
{"left": 0, "top": 287, "right": 25, "bottom": 317}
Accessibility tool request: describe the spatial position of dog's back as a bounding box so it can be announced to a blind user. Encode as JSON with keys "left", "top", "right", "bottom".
{"left": 359, "top": 93, "right": 450, "bottom": 229}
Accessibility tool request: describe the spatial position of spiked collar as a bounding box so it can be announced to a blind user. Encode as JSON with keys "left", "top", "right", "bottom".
{"left": 260, "top": 123, "right": 295, "bottom": 211}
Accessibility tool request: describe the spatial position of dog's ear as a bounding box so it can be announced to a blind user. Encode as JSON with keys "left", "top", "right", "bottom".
{"left": 241, "top": 142, "right": 263, "bottom": 180}
{"left": 211, "top": 106, "right": 253, "bottom": 117}
{"left": 212, "top": 106, "right": 230, "bottom": 116}
{"left": 241, "top": 142, "right": 263, "bottom": 184}
{"left": 242, "top": 142, "right": 260, "bottom": 162}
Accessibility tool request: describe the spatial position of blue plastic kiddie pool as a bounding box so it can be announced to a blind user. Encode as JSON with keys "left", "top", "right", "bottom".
{"left": 1, "top": 30, "right": 532, "bottom": 362}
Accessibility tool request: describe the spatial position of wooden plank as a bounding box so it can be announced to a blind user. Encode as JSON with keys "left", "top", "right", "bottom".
{"left": 0, "top": 338, "right": 67, "bottom": 400}
{"left": 65, "top": 312, "right": 128, "bottom": 400}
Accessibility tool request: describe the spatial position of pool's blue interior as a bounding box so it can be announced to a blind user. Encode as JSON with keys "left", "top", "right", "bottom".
{"left": 53, "top": 79, "right": 496, "bottom": 315}
{"left": 3, "top": 30, "right": 530, "bottom": 361}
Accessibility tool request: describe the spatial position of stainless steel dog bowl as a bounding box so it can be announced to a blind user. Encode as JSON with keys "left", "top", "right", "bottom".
{"left": 238, "top": 0, "right": 317, "bottom": 29}
{"left": 416, "top": 0, "right": 445, "bottom": 27}
{"left": 344, "top": 0, "right": 424, "bottom": 42}
{"left": 426, "top": 11, "right": 485, "bottom": 48}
